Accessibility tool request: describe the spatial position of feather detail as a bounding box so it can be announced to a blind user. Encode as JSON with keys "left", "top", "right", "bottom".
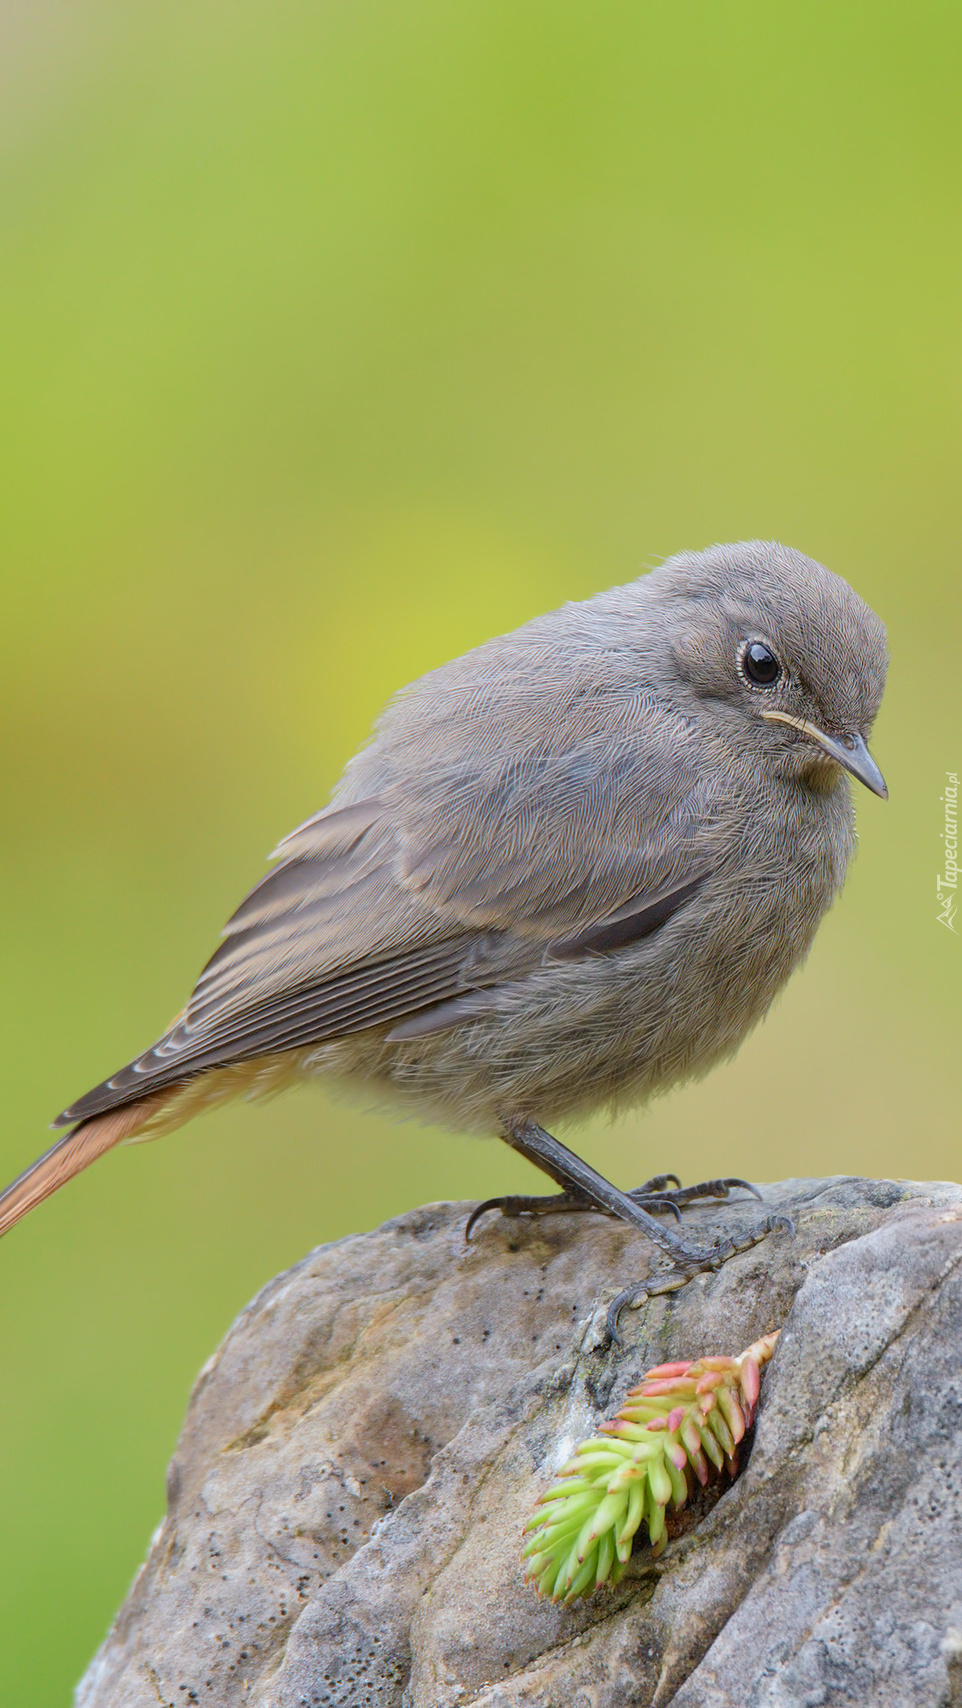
{"left": 0, "top": 1090, "right": 177, "bottom": 1238}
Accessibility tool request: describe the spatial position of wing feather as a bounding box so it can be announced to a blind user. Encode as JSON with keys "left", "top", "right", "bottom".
{"left": 57, "top": 676, "right": 725, "bottom": 1127}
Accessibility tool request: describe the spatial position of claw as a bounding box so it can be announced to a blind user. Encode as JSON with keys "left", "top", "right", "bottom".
{"left": 629, "top": 1194, "right": 683, "bottom": 1222}
{"left": 630, "top": 1173, "right": 682, "bottom": 1195}
{"left": 464, "top": 1198, "right": 508, "bottom": 1242}
{"left": 606, "top": 1283, "right": 652, "bottom": 1345}
{"left": 714, "top": 1177, "right": 764, "bottom": 1203}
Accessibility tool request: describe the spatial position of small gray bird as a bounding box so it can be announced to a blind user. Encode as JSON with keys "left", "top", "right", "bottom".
{"left": 0, "top": 541, "right": 887, "bottom": 1294}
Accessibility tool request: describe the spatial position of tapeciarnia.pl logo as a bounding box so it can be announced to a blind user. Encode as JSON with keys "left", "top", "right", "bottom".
{"left": 937, "top": 771, "right": 958, "bottom": 933}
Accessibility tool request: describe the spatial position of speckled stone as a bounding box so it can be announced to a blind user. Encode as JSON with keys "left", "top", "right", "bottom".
{"left": 76, "top": 1176, "right": 962, "bottom": 1708}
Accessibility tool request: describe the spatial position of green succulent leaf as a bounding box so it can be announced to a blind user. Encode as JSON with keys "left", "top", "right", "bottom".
{"left": 521, "top": 1331, "right": 779, "bottom": 1603}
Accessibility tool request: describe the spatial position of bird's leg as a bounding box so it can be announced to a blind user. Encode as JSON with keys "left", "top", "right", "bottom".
{"left": 469, "top": 1121, "right": 732, "bottom": 1267}
{"left": 467, "top": 1122, "right": 793, "bottom": 1343}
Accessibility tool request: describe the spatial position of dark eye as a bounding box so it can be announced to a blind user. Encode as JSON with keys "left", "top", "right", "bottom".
{"left": 741, "top": 640, "right": 782, "bottom": 688}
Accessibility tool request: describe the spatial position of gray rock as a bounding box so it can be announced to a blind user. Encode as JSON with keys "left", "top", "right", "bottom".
{"left": 76, "top": 1176, "right": 962, "bottom": 1708}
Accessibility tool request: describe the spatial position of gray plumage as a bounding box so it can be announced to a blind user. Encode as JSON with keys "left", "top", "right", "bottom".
{"left": 0, "top": 540, "right": 888, "bottom": 1244}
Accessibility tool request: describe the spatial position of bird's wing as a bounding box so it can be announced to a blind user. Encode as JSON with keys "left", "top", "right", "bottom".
{"left": 57, "top": 802, "right": 474, "bottom": 1122}
{"left": 57, "top": 689, "right": 721, "bottom": 1126}
{"left": 380, "top": 680, "right": 721, "bottom": 933}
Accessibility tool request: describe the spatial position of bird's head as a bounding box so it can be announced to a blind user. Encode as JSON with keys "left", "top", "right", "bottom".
{"left": 658, "top": 540, "right": 889, "bottom": 799}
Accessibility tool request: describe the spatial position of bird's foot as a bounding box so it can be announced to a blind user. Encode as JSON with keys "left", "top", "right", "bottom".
{"left": 464, "top": 1173, "right": 761, "bottom": 1243}
{"left": 605, "top": 1211, "right": 794, "bottom": 1344}
{"left": 468, "top": 1123, "right": 792, "bottom": 1345}
{"left": 477, "top": 1121, "right": 790, "bottom": 1295}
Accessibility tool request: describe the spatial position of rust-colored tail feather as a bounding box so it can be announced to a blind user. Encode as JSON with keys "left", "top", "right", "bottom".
{"left": 0, "top": 1091, "right": 175, "bottom": 1240}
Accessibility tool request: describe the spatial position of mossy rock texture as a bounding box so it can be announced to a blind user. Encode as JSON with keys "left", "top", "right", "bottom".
{"left": 77, "top": 1176, "right": 962, "bottom": 1707}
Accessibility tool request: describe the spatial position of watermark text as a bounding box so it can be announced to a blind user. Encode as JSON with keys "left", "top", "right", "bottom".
{"left": 937, "top": 770, "right": 958, "bottom": 933}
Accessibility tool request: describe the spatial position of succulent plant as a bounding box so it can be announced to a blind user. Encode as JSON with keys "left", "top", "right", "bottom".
{"left": 522, "top": 1330, "right": 779, "bottom": 1603}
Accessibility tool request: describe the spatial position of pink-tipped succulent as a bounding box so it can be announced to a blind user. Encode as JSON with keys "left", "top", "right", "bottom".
{"left": 522, "top": 1330, "right": 779, "bottom": 1603}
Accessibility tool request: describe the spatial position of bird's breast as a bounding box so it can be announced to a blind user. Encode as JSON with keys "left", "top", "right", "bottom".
{"left": 311, "top": 777, "right": 857, "bottom": 1135}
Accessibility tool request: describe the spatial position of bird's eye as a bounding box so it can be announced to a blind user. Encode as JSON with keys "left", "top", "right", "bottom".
{"left": 740, "top": 640, "right": 782, "bottom": 688}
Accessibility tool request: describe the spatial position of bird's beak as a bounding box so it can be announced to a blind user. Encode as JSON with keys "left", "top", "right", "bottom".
{"left": 761, "top": 710, "right": 888, "bottom": 799}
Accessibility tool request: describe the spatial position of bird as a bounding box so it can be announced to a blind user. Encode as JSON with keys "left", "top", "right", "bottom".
{"left": 0, "top": 540, "right": 888, "bottom": 1297}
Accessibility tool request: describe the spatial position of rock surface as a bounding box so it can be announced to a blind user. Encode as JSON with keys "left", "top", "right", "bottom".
{"left": 77, "top": 1176, "right": 962, "bottom": 1708}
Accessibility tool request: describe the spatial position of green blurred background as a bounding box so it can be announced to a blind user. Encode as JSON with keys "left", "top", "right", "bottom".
{"left": 0, "top": 2, "right": 958, "bottom": 1697}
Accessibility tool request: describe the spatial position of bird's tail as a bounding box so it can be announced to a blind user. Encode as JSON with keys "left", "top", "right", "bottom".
{"left": 0, "top": 1090, "right": 176, "bottom": 1240}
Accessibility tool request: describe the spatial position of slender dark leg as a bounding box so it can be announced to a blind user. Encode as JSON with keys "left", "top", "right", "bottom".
{"left": 485, "top": 1121, "right": 729, "bottom": 1266}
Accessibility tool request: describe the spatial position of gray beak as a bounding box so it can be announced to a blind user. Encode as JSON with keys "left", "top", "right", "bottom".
{"left": 761, "top": 711, "right": 888, "bottom": 799}
{"left": 809, "top": 728, "right": 888, "bottom": 799}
